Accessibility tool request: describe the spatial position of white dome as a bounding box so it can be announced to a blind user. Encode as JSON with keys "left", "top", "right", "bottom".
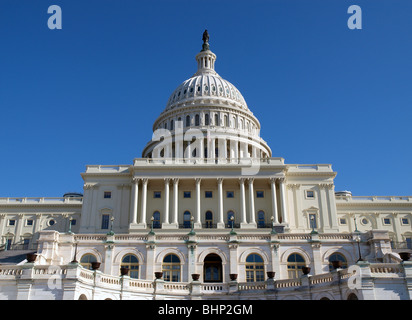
{"left": 165, "top": 73, "right": 249, "bottom": 112}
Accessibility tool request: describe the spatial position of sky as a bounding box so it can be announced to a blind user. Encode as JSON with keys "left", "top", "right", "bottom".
{"left": 0, "top": 0, "right": 411, "bottom": 197}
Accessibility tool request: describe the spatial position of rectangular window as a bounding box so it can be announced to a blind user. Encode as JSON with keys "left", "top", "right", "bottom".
{"left": 104, "top": 191, "right": 112, "bottom": 199}
{"left": 306, "top": 190, "right": 315, "bottom": 198}
{"left": 205, "top": 191, "right": 213, "bottom": 198}
{"left": 406, "top": 238, "right": 412, "bottom": 250}
{"left": 226, "top": 191, "right": 234, "bottom": 198}
{"left": 8, "top": 219, "right": 15, "bottom": 226}
{"left": 154, "top": 191, "right": 161, "bottom": 198}
{"left": 70, "top": 219, "right": 77, "bottom": 226}
{"left": 23, "top": 238, "right": 30, "bottom": 250}
{"left": 383, "top": 218, "right": 391, "bottom": 225}
{"left": 26, "top": 219, "right": 33, "bottom": 226}
{"left": 256, "top": 191, "right": 264, "bottom": 198}
{"left": 339, "top": 218, "right": 347, "bottom": 225}
{"left": 309, "top": 214, "right": 317, "bottom": 229}
{"left": 101, "top": 214, "right": 110, "bottom": 230}
{"left": 183, "top": 191, "right": 191, "bottom": 198}
{"left": 401, "top": 218, "right": 409, "bottom": 225}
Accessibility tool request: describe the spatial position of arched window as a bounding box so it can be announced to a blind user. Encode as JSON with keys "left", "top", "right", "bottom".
{"left": 214, "top": 113, "right": 219, "bottom": 126}
{"left": 287, "top": 253, "right": 306, "bottom": 279}
{"left": 153, "top": 211, "right": 161, "bottom": 229}
{"left": 224, "top": 115, "right": 228, "bottom": 127}
{"left": 195, "top": 114, "right": 200, "bottom": 126}
{"left": 257, "top": 211, "right": 265, "bottom": 228}
{"left": 162, "top": 254, "right": 181, "bottom": 282}
{"left": 205, "top": 211, "right": 213, "bottom": 228}
{"left": 121, "top": 254, "right": 139, "bottom": 279}
{"left": 186, "top": 115, "right": 191, "bottom": 127}
{"left": 347, "top": 293, "right": 358, "bottom": 300}
{"left": 80, "top": 254, "right": 97, "bottom": 270}
{"left": 246, "top": 254, "right": 264, "bottom": 282}
{"left": 328, "top": 252, "right": 348, "bottom": 271}
{"left": 227, "top": 211, "right": 235, "bottom": 228}
{"left": 205, "top": 114, "right": 209, "bottom": 125}
{"left": 183, "top": 211, "right": 191, "bottom": 229}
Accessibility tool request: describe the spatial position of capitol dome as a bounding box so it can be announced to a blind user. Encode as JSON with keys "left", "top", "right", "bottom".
{"left": 142, "top": 31, "right": 271, "bottom": 161}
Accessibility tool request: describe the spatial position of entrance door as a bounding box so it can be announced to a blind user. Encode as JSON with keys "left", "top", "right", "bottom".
{"left": 203, "top": 253, "right": 222, "bottom": 282}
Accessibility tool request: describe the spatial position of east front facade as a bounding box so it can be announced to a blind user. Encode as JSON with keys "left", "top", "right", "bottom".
{"left": 0, "top": 32, "right": 411, "bottom": 300}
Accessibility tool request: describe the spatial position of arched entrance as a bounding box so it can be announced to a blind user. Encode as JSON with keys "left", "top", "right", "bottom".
{"left": 203, "top": 253, "right": 222, "bottom": 283}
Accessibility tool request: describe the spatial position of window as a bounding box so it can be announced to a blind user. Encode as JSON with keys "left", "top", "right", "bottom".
{"left": 401, "top": 218, "right": 410, "bottom": 225}
{"left": 383, "top": 218, "right": 391, "bottom": 225}
{"left": 195, "top": 114, "right": 200, "bottom": 126}
{"left": 214, "top": 114, "right": 219, "bottom": 126}
{"left": 8, "top": 219, "right": 15, "bottom": 226}
{"left": 154, "top": 191, "right": 161, "bottom": 199}
{"left": 226, "top": 191, "right": 234, "bottom": 198}
{"left": 183, "top": 211, "right": 191, "bottom": 228}
{"left": 26, "top": 219, "right": 33, "bottom": 226}
{"left": 256, "top": 191, "right": 264, "bottom": 198}
{"left": 257, "top": 211, "right": 265, "bottom": 228}
{"left": 309, "top": 214, "right": 317, "bottom": 229}
{"left": 80, "top": 254, "right": 97, "bottom": 270}
{"left": 205, "top": 211, "right": 213, "bottom": 228}
{"left": 246, "top": 254, "right": 264, "bottom": 282}
{"left": 183, "top": 191, "right": 191, "bottom": 198}
{"left": 153, "top": 211, "right": 161, "bottom": 229}
{"left": 48, "top": 219, "right": 56, "bottom": 226}
{"left": 339, "top": 218, "right": 347, "bottom": 225}
{"left": 328, "top": 253, "right": 348, "bottom": 271}
{"left": 22, "top": 238, "right": 30, "bottom": 250}
{"left": 205, "top": 114, "right": 209, "bottom": 125}
{"left": 6, "top": 239, "right": 12, "bottom": 250}
{"left": 162, "top": 254, "right": 181, "bottom": 282}
{"left": 205, "top": 191, "right": 213, "bottom": 198}
{"left": 406, "top": 238, "right": 412, "bottom": 250}
{"left": 121, "top": 254, "right": 139, "bottom": 279}
{"left": 70, "top": 219, "right": 77, "bottom": 226}
{"left": 101, "top": 214, "right": 110, "bottom": 230}
{"left": 287, "top": 253, "right": 306, "bottom": 279}
{"left": 104, "top": 191, "right": 112, "bottom": 199}
{"left": 186, "top": 115, "right": 191, "bottom": 127}
{"left": 306, "top": 190, "right": 315, "bottom": 198}
{"left": 227, "top": 211, "right": 235, "bottom": 228}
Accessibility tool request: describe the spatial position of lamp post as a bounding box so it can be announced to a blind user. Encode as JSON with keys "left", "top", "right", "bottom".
{"left": 310, "top": 215, "right": 318, "bottom": 234}
{"left": 107, "top": 216, "right": 115, "bottom": 236}
{"left": 67, "top": 217, "right": 73, "bottom": 234}
{"left": 71, "top": 241, "right": 78, "bottom": 264}
{"left": 230, "top": 215, "right": 237, "bottom": 235}
{"left": 354, "top": 217, "right": 359, "bottom": 233}
{"left": 270, "top": 216, "right": 277, "bottom": 235}
{"left": 188, "top": 215, "right": 195, "bottom": 235}
{"left": 355, "top": 235, "right": 364, "bottom": 262}
{"left": 149, "top": 216, "right": 155, "bottom": 235}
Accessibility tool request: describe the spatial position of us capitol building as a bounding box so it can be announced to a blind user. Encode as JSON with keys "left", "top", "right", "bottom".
{"left": 0, "top": 31, "right": 411, "bottom": 300}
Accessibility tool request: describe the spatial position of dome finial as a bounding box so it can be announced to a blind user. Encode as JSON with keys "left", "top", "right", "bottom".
{"left": 201, "top": 29, "right": 210, "bottom": 51}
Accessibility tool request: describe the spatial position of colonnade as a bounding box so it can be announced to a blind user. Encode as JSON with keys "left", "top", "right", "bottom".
{"left": 129, "top": 177, "right": 288, "bottom": 230}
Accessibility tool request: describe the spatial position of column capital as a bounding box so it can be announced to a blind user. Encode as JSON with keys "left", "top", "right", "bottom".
{"left": 164, "top": 178, "right": 171, "bottom": 184}
{"left": 195, "top": 178, "right": 202, "bottom": 184}
{"left": 239, "top": 177, "right": 246, "bottom": 184}
{"left": 132, "top": 177, "right": 140, "bottom": 184}
{"left": 247, "top": 177, "right": 254, "bottom": 184}
{"left": 141, "top": 178, "right": 148, "bottom": 185}
{"left": 172, "top": 178, "right": 179, "bottom": 185}
{"left": 217, "top": 177, "right": 223, "bottom": 184}
{"left": 276, "top": 177, "right": 286, "bottom": 183}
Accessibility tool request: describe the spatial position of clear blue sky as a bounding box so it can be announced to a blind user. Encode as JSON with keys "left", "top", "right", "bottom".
{"left": 0, "top": 0, "right": 411, "bottom": 197}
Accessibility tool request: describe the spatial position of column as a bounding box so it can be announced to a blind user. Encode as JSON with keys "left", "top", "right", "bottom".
{"left": 131, "top": 178, "right": 139, "bottom": 225}
{"left": 319, "top": 184, "right": 330, "bottom": 232}
{"left": 248, "top": 178, "right": 256, "bottom": 227}
{"left": 217, "top": 178, "right": 225, "bottom": 228}
{"left": 326, "top": 184, "right": 339, "bottom": 231}
{"left": 140, "top": 178, "right": 148, "bottom": 227}
{"left": 270, "top": 178, "right": 279, "bottom": 224}
{"left": 239, "top": 178, "right": 248, "bottom": 228}
{"left": 163, "top": 178, "right": 170, "bottom": 225}
{"left": 278, "top": 177, "right": 288, "bottom": 225}
{"left": 172, "top": 178, "right": 179, "bottom": 228}
{"left": 195, "top": 178, "right": 202, "bottom": 228}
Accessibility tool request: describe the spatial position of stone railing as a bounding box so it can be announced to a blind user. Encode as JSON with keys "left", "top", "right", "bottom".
{"left": 1, "top": 262, "right": 411, "bottom": 300}
{"left": 0, "top": 197, "right": 83, "bottom": 205}
{"left": 335, "top": 195, "right": 412, "bottom": 203}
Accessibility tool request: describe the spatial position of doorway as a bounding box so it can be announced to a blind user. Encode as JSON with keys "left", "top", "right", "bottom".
{"left": 203, "top": 253, "right": 223, "bottom": 282}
